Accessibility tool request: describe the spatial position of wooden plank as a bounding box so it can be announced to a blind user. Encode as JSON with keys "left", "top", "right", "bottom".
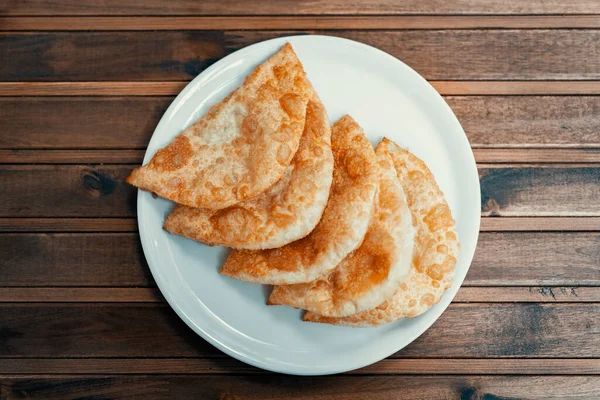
{"left": 479, "top": 217, "right": 600, "bottom": 231}
{"left": 479, "top": 166, "right": 600, "bottom": 216}
{"left": 446, "top": 96, "right": 600, "bottom": 147}
{"left": 3, "top": 31, "right": 600, "bottom": 81}
{"left": 3, "top": 148, "right": 600, "bottom": 164}
{"left": 0, "top": 150, "right": 145, "bottom": 164}
{"left": 1, "top": 232, "right": 598, "bottom": 287}
{"left": 0, "top": 358, "right": 599, "bottom": 375}
{"left": 0, "top": 304, "right": 597, "bottom": 358}
{"left": 0, "top": 234, "right": 152, "bottom": 287}
{"left": 0, "top": 97, "right": 171, "bottom": 149}
{"left": 454, "top": 287, "right": 600, "bottom": 303}
{"left": 473, "top": 149, "right": 600, "bottom": 163}
{"left": 0, "top": 288, "right": 162, "bottom": 303}
{"left": 0, "top": 376, "right": 598, "bottom": 399}
{"left": 2, "top": 165, "right": 599, "bottom": 217}
{"left": 0, "top": 32, "right": 226, "bottom": 82}
{"left": 0, "top": 375, "right": 597, "bottom": 399}
{"left": 1, "top": 287, "right": 599, "bottom": 303}
{"left": 0, "top": 218, "right": 138, "bottom": 232}
{"left": 227, "top": 30, "right": 600, "bottom": 81}
{"left": 467, "top": 232, "right": 600, "bottom": 286}
{"left": 437, "top": 81, "right": 600, "bottom": 95}
{"left": 5, "top": 0, "right": 600, "bottom": 15}
{"left": 3, "top": 82, "right": 600, "bottom": 96}
{"left": 4, "top": 96, "right": 600, "bottom": 149}
{"left": 0, "top": 82, "right": 187, "bottom": 96}
{"left": 3, "top": 16, "right": 600, "bottom": 31}
{"left": 2, "top": 217, "right": 600, "bottom": 233}
{"left": 0, "top": 165, "right": 136, "bottom": 217}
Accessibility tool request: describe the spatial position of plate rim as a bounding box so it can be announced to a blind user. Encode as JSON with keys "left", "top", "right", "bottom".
{"left": 136, "top": 34, "right": 481, "bottom": 375}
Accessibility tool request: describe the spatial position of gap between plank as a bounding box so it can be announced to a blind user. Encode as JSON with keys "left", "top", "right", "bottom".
{"left": 2, "top": 149, "right": 600, "bottom": 164}
{"left": 0, "top": 287, "right": 598, "bottom": 303}
{"left": 1, "top": 217, "right": 598, "bottom": 232}
{"left": 2, "top": 16, "right": 600, "bottom": 30}
{"left": 2, "top": 81, "right": 600, "bottom": 96}
{"left": 0, "top": 358, "right": 598, "bottom": 375}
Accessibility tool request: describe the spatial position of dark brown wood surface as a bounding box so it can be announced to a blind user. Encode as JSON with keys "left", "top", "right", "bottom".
{"left": 0, "top": 303, "right": 597, "bottom": 358}
{"left": 1, "top": 375, "right": 599, "bottom": 399}
{"left": 1, "top": 165, "right": 598, "bottom": 217}
{"left": 1, "top": 2, "right": 599, "bottom": 399}
{"left": 4, "top": 96, "right": 600, "bottom": 149}
{"left": 2, "top": 232, "right": 599, "bottom": 287}
{"left": 5, "top": 0, "right": 600, "bottom": 15}
{"left": 3, "top": 31, "right": 600, "bottom": 81}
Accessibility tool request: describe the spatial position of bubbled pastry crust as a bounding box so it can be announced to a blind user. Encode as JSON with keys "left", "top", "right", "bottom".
{"left": 126, "top": 43, "right": 310, "bottom": 210}
{"left": 268, "top": 142, "right": 415, "bottom": 317}
{"left": 220, "top": 115, "right": 378, "bottom": 285}
{"left": 304, "top": 138, "right": 459, "bottom": 326}
{"left": 163, "top": 96, "right": 333, "bottom": 250}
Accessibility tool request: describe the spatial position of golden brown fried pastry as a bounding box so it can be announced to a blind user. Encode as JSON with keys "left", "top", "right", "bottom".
{"left": 163, "top": 96, "right": 333, "bottom": 250}
{"left": 268, "top": 142, "right": 415, "bottom": 317}
{"left": 127, "top": 43, "right": 311, "bottom": 210}
{"left": 304, "top": 138, "right": 459, "bottom": 326}
{"left": 220, "top": 115, "right": 378, "bottom": 284}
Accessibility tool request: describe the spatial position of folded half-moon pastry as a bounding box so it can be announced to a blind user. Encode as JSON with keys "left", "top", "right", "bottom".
{"left": 127, "top": 43, "right": 311, "bottom": 210}
{"left": 163, "top": 96, "right": 333, "bottom": 250}
{"left": 220, "top": 115, "right": 378, "bottom": 284}
{"left": 304, "top": 138, "right": 459, "bottom": 326}
{"left": 268, "top": 141, "right": 415, "bottom": 317}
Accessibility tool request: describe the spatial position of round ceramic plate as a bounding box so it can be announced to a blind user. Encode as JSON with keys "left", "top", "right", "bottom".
{"left": 137, "top": 35, "right": 481, "bottom": 375}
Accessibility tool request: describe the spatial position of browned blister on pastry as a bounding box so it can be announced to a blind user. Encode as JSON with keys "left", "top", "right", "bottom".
{"left": 220, "top": 115, "right": 378, "bottom": 284}
{"left": 127, "top": 43, "right": 311, "bottom": 210}
{"left": 268, "top": 141, "right": 415, "bottom": 317}
{"left": 304, "top": 138, "right": 459, "bottom": 326}
{"left": 163, "top": 96, "right": 333, "bottom": 250}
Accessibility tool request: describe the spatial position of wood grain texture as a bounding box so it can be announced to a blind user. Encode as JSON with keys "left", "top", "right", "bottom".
{"left": 0, "top": 150, "right": 146, "bottom": 164}
{"left": 0, "top": 304, "right": 597, "bottom": 358}
{"left": 0, "top": 218, "right": 139, "bottom": 232}
{"left": 3, "top": 31, "right": 600, "bottom": 81}
{"left": 0, "top": 288, "right": 162, "bottom": 303}
{"left": 468, "top": 232, "right": 600, "bottom": 286}
{"left": 206, "top": 30, "right": 600, "bottom": 80}
{"left": 3, "top": 149, "right": 600, "bottom": 165}
{"left": 0, "top": 375, "right": 596, "bottom": 400}
{"left": 1, "top": 1, "right": 598, "bottom": 396}
{"left": 0, "top": 32, "right": 225, "bottom": 81}
{"left": 1, "top": 287, "right": 598, "bottom": 303}
{"left": 0, "top": 375, "right": 598, "bottom": 399}
{"left": 479, "top": 166, "right": 600, "bottom": 216}
{"left": 436, "top": 81, "right": 600, "bottom": 95}
{"left": 0, "top": 82, "right": 187, "bottom": 96}
{"left": 0, "top": 234, "right": 151, "bottom": 287}
{"left": 454, "top": 287, "right": 600, "bottom": 303}
{"left": 4, "top": 96, "right": 600, "bottom": 149}
{"left": 3, "top": 217, "right": 600, "bottom": 233}
{"left": 0, "top": 165, "right": 136, "bottom": 217}
{"left": 5, "top": 0, "right": 600, "bottom": 15}
{"left": 446, "top": 96, "right": 600, "bottom": 147}
{"left": 479, "top": 217, "right": 600, "bottom": 231}
{"left": 2, "top": 232, "right": 598, "bottom": 287}
{"left": 4, "top": 16, "right": 600, "bottom": 30}
{"left": 3, "top": 82, "right": 600, "bottom": 96}
{"left": 2, "top": 165, "right": 598, "bottom": 217}
{"left": 474, "top": 149, "right": 600, "bottom": 163}
{"left": 1, "top": 358, "right": 599, "bottom": 375}
{"left": 0, "top": 97, "right": 171, "bottom": 149}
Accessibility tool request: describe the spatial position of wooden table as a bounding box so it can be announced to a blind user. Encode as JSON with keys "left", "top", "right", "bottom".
{"left": 1, "top": 1, "right": 600, "bottom": 399}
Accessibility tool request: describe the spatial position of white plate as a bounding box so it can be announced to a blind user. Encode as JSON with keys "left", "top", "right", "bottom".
{"left": 137, "top": 35, "right": 480, "bottom": 375}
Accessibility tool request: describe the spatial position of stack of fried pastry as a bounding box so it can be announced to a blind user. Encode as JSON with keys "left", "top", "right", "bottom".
{"left": 127, "top": 43, "right": 459, "bottom": 327}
